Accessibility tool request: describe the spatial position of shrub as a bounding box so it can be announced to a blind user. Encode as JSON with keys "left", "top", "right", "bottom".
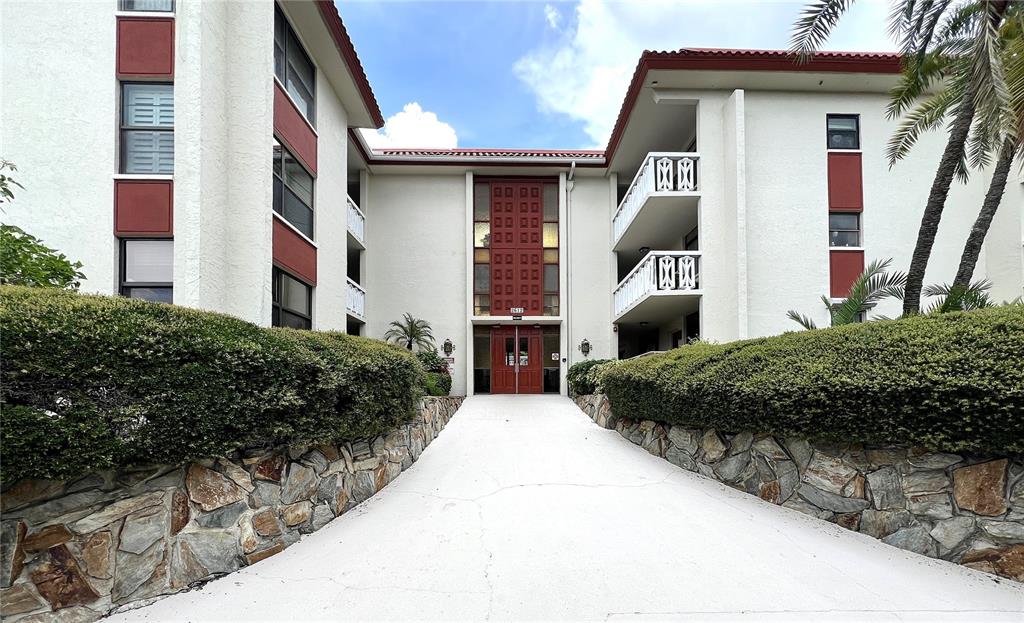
{"left": 598, "top": 306, "right": 1024, "bottom": 455}
{"left": 416, "top": 348, "right": 449, "bottom": 374}
{"left": 424, "top": 371, "right": 452, "bottom": 397}
{"left": 0, "top": 225, "right": 85, "bottom": 289}
{"left": 0, "top": 286, "right": 425, "bottom": 482}
{"left": 567, "top": 359, "right": 613, "bottom": 396}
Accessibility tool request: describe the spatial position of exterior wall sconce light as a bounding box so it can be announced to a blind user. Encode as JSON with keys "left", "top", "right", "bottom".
{"left": 579, "top": 338, "right": 592, "bottom": 357}
{"left": 442, "top": 339, "right": 455, "bottom": 356}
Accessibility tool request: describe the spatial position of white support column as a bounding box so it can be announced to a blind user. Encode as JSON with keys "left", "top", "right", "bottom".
{"left": 559, "top": 171, "right": 569, "bottom": 396}
{"left": 730, "top": 89, "right": 749, "bottom": 339}
{"left": 464, "top": 171, "right": 475, "bottom": 396}
{"left": 608, "top": 172, "right": 619, "bottom": 359}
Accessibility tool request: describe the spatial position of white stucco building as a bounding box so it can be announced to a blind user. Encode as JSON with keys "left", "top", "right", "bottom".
{"left": 2, "top": 2, "right": 1022, "bottom": 397}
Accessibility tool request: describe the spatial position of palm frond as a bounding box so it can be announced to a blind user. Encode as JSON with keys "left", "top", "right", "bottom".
{"left": 790, "top": 0, "right": 855, "bottom": 60}
{"left": 922, "top": 279, "right": 994, "bottom": 312}
{"left": 787, "top": 309, "right": 818, "bottom": 330}
{"left": 886, "top": 88, "right": 960, "bottom": 165}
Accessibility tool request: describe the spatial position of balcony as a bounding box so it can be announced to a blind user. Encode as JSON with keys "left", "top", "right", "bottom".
{"left": 613, "top": 251, "right": 702, "bottom": 324}
{"left": 612, "top": 153, "right": 700, "bottom": 253}
{"left": 347, "top": 195, "right": 365, "bottom": 248}
{"left": 347, "top": 277, "right": 365, "bottom": 320}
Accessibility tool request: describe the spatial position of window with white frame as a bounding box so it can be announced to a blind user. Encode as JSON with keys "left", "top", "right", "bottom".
{"left": 274, "top": 5, "right": 316, "bottom": 124}
{"left": 119, "top": 0, "right": 174, "bottom": 11}
{"left": 272, "top": 141, "right": 314, "bottom": 239}
{"left": 121, "top": 83, "right": 174, "bottom": 174}
{"left": 272, "top": 267, "right": 312, "bottom": 329}
{"left": 120, "top": 239, "right": 173, "bottom": 303}
{"left": 829, "top": 212, "right": 861, "bottom": 247}
{"left": 826, "top": 114, "right": 860, "bottom": 150}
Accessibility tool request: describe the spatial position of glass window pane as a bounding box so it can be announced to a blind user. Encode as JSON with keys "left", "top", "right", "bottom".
{"left": 474, "top": 294, "right": 490, "bottom": 316}
{"left": 543, "top": 184, "right": 558, "bottom": 221}
{"left": 283, "top": 151, "right": 313, "bottom": 206}
{"left": 474, "top": 222, "right": 490, "bottom": 248}
{"left": 544, "top": 294, "right": 559, "bottom": 316}
{"left": 829, "top": 231, "right": 860, "bottom": 247}
{"left": 123, "top": 84, "right": 173, "bottom": 127}
{"left": 123, "top": 130, "right": 174, "bottom": 174}
{"left": 828, "top": 117, "right": 858, "bottom": 131}
{"left": 474, "top": 334, "right": 491, "bottom": 369}
{"left": 829, "top": 213, "right": 859, "bottom": 230}
{"left": 543, "top": 249, "right": 558, "bottom": 264}
{"left": 474, "top": 264, "right": 490, "bottom": 294}
{"left": 544, "top": 265, "right": 558, "bottom": 292}
{"left": 282, "top": 188, "right": 314, "bottom": 238}
{"left": 124, "top": 240, "right": 173, "bottom": 283}
{"left": 474, "top": 249, "right": 490, "bottom": 263}
{"left": 273, "top": 177, "right": 284, "bottom": 216}
{"left": 273, "top": 142, "right": 282, "bottom": 176}
{"left": 519, "top": 337, "right": 529, "bottom": 366}
{"left": 126, "top": 287, "right": 173, "bottom": 303}
{"left": 120, "top": 0, "right": 174, "bottom": 12}
{"left": 280, "top": 272, "right": 310, "bottom": 316}
{"left": 280, "top": 309, "right": 311, "bottom": 330}
{"left": 474, "top": 183, "right": 490, "bottom": 221}
{"left": 273, "top": 9, "right": 286, "bottom": 81}
{"left": 543, "top": 223, "right": 558, "bottom": 248}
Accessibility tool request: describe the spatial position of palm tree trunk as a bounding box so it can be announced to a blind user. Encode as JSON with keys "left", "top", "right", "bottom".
{"left": 902, "top": 96, "right": 976, "bottom": 316}
{"left": 406, "top": 339, "right": 413, "bottom": 350}
{"left": 953, "top": 147, "right": 1014, "bottom": 289}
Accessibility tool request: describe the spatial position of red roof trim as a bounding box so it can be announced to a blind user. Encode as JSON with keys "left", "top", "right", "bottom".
{"left": 604, "top": 48, "right": 902, "bottom": 162}
{"left": 314, "top": 1, "right": 385, "bottom": 128}
{"left": 375, "top": 148, "right": 604, "bottom": 158}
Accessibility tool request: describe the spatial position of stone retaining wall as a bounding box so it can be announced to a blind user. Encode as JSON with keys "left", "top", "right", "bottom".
{"left": 0, "top": 396, "right": 463, "bottom": 622}
{"left": 575, "top": 393, "right": 1023, "bottom": 582}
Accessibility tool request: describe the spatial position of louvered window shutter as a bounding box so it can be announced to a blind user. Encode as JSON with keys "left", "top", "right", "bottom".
{"left": 122, "top": 84, "right": 173, "bottom": 174}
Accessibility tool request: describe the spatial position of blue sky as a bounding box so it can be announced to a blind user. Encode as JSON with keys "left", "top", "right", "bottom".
{"left": 339, "top": 0, "right": 897, "bottom": 150}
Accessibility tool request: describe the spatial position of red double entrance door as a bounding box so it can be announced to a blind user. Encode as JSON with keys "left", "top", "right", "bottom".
{"left": 490, "top": 326, "right": 543, "bottom": 394}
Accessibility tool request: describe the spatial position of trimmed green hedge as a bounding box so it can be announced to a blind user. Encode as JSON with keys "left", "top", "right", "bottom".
{"left": 424, "top": 371, "right": 452, "bottom": 396}
{"left": 0, "top": 286, "right": 427, "bottom": 482}
{"left": 567, "top": 359, "right": 612, "bottom": 396}
{"left": 598, "top": 306, "right": 1024, "bottom": 455}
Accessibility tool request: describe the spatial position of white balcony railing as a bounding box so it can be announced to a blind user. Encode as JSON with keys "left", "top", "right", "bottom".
{"left": 347, "top": 277, "right": 366, "bottom": 319}
{"left": 613, "top": 251, "right": 701, "bottom": 317}
{"left": 612, "top": 152, "right": 700, "bottom": 242}
{"left": 347, "top": 195, "right": 365, "bottom": 244}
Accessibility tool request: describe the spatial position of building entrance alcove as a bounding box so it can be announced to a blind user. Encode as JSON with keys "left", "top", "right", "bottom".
{"left": 474, "top": 325, "right": 560, "bottom": 394}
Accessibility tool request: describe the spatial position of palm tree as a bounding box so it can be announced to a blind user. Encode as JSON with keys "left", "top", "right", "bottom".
{"left": 791, "top": 0, "right": 1016, "bottom": 316}
{"left": 787, "top": 258, "right": 907, "bottom": 329}
{"left": 384, "top": 313, "right": 435, "bottom": 351}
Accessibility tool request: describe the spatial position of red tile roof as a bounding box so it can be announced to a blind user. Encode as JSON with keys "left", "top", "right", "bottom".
{"left": 374, "top": 148, "right": 605, "bottom": 159}
{"left": 315, "top": 1, "right": 385, "bottom": 128}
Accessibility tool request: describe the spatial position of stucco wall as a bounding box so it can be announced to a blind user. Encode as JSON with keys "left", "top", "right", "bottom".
{"left": 0, "top": 1, "right": 118, "bottom": 293}
{"left": 365, "top": 174, "right": 468, "bottom": 394}
{"left": 567, "top": 175, "right": 615, "bottom": 364}
{"left": 984, "top": 174, "right": 1024, "bottom": 303}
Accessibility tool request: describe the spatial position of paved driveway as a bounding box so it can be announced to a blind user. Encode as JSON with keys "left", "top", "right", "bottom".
{"left": 113, "top": 395, "right": 1023, "bottom": 621}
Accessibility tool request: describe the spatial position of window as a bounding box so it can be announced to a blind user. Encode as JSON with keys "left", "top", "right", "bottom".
{"left": 274, "top": 5, "right": 316, "bottom": 123}
{"left": 827, "top": 115, "right": 860, "bottom": 150}
{"left": 829, "top": 212, "right": 861, "bottom": 247}
{"left": 121, "top": 83, "right": 174, "bottom": 174}
{"left": 272, "top": 267, "right": 312, "bottom": 329}
{"left": 273, "top": 141, "right": 314, "bottom": 238}
{"left": 473, "top": 182, "right": 491, "bottom": 315}
{"left": 120, "top": 239, "right": 173, "bottom": 303}
{"left": 119, "top": 0, "right": 174, "bottom": 11}
{"left": 542, "top": 183, "right": 558, "bottom": 316}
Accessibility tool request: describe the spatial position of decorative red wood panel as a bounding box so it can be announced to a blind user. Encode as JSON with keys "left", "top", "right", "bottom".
{"left": 274, "top": 82, "right": 318, "bottom": 175}
{"left": 830, "top": 249, "right": 864, "bottom": 298}
{"left": 489, "top": 327, "right": 542, "bottom": 394}
{"left": 273, "top": 217, "right": 317, "bottom": 285}
{"left": 828, "top": 152, "right": 863, "bottom": 212}
{"left": 488, "top": 182, "right": 545, "bottom": 315}
{"left": 117, "top": 18, "right": 174, "bottom": 77}
{"left": 114, "top": 180, "right": 173, "bottom": 236}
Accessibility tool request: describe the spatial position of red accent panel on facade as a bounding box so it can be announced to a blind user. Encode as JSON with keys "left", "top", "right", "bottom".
{"left": 114, "top": 180, "right": 173, "bottom": 236}
{"left": 828, "top": 152, "right": 864, "bottom": 212}
{"left": 116, "top": 18, "right": 174, "bottom": 77}
{"left": 489, "top": 182, "right": 545, "bottom": 315}
{"left": 830, "top": 250, "right": 865, "bottom": 298}
{"left": 273, "top": 218, "right": 317, "bottom": 285}
{"left": 274, "top": 82, "right": 318, "bottom": 175}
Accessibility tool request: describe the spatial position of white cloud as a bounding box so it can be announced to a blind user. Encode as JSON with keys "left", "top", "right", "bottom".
{"left": 360, "top": 102, "right": 458, "bottom": 149}
{"left": 514, "top": 0, "right": 896, "bottom": 148}
{"left": 544, "top": 4, "right": 562, "bottom": 30}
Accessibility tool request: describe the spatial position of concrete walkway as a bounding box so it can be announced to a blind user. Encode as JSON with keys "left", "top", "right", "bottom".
{"left": 113, "top": 396, "right": 1023, "bottom": 621}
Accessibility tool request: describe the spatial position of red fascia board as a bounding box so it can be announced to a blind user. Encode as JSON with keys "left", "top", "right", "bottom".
{"left": 314, "top": 0, "right": 384, "bottom": 128}
{"left": 605, "top": 49, "right": 903, "bottom": 162}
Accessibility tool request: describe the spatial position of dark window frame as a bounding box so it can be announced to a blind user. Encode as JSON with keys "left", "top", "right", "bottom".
{"left": 273, "top": 140, "right": 315, "bottom": 239}
{"left": 826, "top": 114, "right": 860, "bottom": 150}
{"left": 120, "top": 82, "right": 174, "bottom": 175}
{"left": 119, "top": 238, "right": 173, "bottom": 303}
{"left": 272, "top": 266, "right": 313, "bottom": 330}
{"left": 829, "top": 212, "right": 861, "bottom": 247}
{"left": 542, "top": 183, "right": 559, "bottom": 316}
{"left": 119, "top": 0, "right": 174, "bottom": 11}
{"left": 274, "top": 4, "right": 317, "bottom": 125}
